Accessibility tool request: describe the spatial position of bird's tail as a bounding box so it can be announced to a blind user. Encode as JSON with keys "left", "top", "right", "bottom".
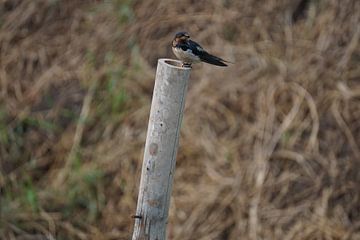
{"left": 200, "top": 52, "right": 230, "bottom": 67}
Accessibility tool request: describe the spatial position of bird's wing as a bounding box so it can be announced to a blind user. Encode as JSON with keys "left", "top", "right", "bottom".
{"left": 198, "top": 52, "right": 228, "bottom": 66}
{"left": 187, "top": 40, "right": 205, "bottom": 53}
{"left": 188, "top": 40, "right": 228, "bottom": 67}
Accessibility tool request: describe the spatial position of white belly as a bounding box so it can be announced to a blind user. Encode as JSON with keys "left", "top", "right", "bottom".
{"left": 172, "top": 47, "right": 200, "bottom": 63}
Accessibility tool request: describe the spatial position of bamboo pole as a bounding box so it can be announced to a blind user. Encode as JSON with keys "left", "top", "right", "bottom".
{"left": 132, "top": 59, "right": 191, "bottom": 240}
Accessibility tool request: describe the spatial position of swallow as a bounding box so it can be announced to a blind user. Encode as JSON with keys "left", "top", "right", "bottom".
{"left": 172, "top": 31, "right": 231, "bottom": 67}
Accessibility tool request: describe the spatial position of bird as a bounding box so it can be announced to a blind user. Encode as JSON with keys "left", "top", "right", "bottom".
{"left": 172, "top": 31, "right": 231, "bottom": 67}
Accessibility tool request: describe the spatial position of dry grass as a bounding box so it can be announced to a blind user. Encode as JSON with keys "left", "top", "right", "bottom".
{"left": 0, "top": 0, "right": 360, "bottom": 239}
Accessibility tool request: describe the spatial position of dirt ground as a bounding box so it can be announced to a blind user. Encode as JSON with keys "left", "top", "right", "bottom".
{"left": 0, "top": 0, "right": 359, "bottom": 239}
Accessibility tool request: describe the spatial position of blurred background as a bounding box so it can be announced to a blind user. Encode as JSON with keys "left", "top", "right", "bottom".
{"left": 0, "top": 0, "right": 359, "bottom": 239}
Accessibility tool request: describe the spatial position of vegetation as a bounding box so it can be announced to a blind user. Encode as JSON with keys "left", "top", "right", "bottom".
{"left": 0, "top": 0, "right": 359, "bottom": 239}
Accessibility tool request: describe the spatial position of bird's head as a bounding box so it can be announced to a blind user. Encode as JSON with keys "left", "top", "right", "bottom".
{"left": 172, "top": 31, "right": 190, "bottom": 46}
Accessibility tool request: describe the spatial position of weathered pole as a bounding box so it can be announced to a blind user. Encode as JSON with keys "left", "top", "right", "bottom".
{"left": 132, "top": 59, "right": 191, "bottom": 240}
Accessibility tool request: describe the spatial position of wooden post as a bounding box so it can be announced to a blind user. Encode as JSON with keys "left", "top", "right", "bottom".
{"left": 132, "top": 59, "right": 191, "bottom": 240}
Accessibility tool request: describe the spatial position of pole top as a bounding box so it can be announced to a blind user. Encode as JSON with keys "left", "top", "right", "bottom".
{"left": 158, "top": 58, "right": 192, "bottom": 70}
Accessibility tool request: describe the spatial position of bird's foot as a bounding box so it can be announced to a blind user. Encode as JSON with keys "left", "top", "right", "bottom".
{"left": 182, "top": 62, "right": 192, "bottom": 68}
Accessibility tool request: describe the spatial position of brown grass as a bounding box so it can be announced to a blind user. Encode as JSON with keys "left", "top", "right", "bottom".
{"left": 0, "top": 0, "right": 360, "bottom": 239}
